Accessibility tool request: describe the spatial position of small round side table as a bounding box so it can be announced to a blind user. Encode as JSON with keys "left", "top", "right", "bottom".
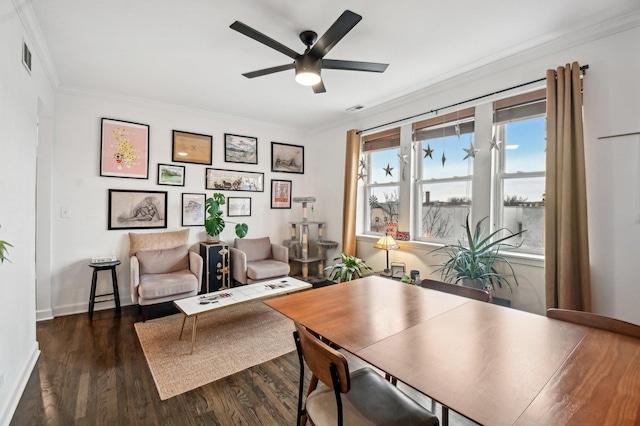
{"left": 88, "top": 260, "right": 122, "bottom": 320}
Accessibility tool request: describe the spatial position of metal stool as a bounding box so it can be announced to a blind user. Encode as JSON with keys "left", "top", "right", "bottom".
{"left": 88, "top": 260, "right": 121, "bottom": 319}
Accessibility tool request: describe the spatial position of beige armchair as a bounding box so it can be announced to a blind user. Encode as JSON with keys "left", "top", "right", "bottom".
{"left": 129, "top": 229, "right": 202, "bottom": 317}
{"left": 230, "top": 236, "right": 290, "bottom": 285}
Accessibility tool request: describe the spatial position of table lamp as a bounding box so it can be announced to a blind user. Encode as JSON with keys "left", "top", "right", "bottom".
{"left": 373, "top": 233, "right": 399, "bottom": 274}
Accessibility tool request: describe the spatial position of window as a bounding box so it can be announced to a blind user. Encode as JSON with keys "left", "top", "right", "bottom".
{"left": 356, "top": 90, "right": 546, "bottom": 255}
{"left": 362, "top": 128, "right": 401, "bottom": 234}
{"left": 493, "top": 90, "right": 546, "bottom": 251}
{"left": 413, "top": 108, "right": 474, "bottom": 242}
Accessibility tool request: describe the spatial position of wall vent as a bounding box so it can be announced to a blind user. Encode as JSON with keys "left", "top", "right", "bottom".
{"left": 22, "top": 40, "right": 32, "bottom": 74}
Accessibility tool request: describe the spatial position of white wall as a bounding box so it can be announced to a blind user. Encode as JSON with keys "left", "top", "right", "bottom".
{"left": 310, "top": 20, "right": 640, "bottom": 322}
{"left": 46, "top": 91, "right": 308, "bottom": 316}
{"left": 0, "top": 0, "right": 56, "bottom": 423}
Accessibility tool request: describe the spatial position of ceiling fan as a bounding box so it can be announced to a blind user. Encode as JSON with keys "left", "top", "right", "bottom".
{"left": 230, "top": 10, "right": 389, "bottom": 94}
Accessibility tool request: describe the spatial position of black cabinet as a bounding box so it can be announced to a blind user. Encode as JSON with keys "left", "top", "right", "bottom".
{"left": 199, "top": 242, "right": 230, "bottom": 293}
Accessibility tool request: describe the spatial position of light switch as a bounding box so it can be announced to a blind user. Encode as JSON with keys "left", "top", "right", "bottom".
{"left": 61, "top": 206, "right": 71, "bottom": 218}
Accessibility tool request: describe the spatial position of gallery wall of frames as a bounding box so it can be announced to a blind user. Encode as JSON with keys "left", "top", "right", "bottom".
{"left": 99, "top": 118, "right": 304, "bottom": 231}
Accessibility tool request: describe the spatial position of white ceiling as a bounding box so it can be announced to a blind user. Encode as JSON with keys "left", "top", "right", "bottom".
{"left": 30, "top": 0, "right": 640, "bottom": 131}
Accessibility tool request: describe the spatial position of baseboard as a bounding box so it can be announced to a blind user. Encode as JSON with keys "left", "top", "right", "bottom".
{"left": 36, "top": 308, "right": 54, "bottom": 322}
{"left": 0, "top": 341, "right": 40, "bottom": 426}
{"left": 52, "top": 298, "right": 133, "bottom": 318}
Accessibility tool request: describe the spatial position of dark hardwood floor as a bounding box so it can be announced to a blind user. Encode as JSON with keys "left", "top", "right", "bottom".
{"left": 11, "top": 305, "right": 304, "bottom": 425}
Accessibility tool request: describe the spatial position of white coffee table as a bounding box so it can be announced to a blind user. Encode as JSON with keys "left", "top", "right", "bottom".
{"left": 173, "top": 277, "right": 312, "bottom": 354}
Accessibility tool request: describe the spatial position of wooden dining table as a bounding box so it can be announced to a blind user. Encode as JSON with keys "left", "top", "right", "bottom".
{"left": 264, "top": 276, "right": 640, "bottom": 426}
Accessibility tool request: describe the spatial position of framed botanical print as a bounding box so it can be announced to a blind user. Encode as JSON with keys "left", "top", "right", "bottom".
{"left": 225, "top": 133, "right": 258, "bottom": 164}
{"left": 182, "top": 193, "right": 206, "bottom": 226}
{"left": 271, "top": 179, "right": 292, "bottom": 209}
{"left": 100, "top": 118, "right": 149, "bottom": 179}
{"left": 271, "top": 142, "right": 304, "bottom": 174}
{"left": 157, "top": 163, "right": 185, "bottom": 186}
{"left": 172, "top": 130, "right": 212, "bottom": 164}
{"left": 108, "top": 189, "right": 167, "bottom": 230}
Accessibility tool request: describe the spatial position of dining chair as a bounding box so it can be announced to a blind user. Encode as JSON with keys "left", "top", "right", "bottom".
{"left": 293, "top": 321, "right": 439, "bottom": 426}
{"left": 546, "top": 308, "right": 640, "bottom": 338}
{"left": 420, "top": 278, "right": 492, "bottom": 302}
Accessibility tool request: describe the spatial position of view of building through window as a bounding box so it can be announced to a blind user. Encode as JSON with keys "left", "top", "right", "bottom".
{"left": 361, "top": 92, "right": 546, "bottom": 254}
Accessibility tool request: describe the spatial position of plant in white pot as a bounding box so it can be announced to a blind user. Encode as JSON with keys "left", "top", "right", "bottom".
{"left": 325, "top": 252, "right": 373, "bottom": 283}
{"left": 204, "top": 193, "right": 248, "bottom": 242}
{"left": 429, "top": 214, "right": 525, "bottom": 294}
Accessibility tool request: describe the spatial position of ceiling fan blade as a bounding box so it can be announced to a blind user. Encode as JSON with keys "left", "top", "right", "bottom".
{"left": 312, "top": 80, "right": 326, "bottom": 94}
{"left": 323, "top": 59, "right": 389, "bottom": 73}
{"left": 309, "top": 10, "right": 361, "bottom": 59}
{"left": 230, "top": 21, "right": 299, "bottom": 60}
{"left": 242, "top": 63, "right": 295, "bottom": 79}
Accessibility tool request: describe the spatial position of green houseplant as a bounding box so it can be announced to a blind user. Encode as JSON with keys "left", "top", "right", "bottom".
{"left": 0, "top": 239, "right": 12, "bottom": 264}
{"left": 325, "top": 252, "right": 373, "bottom": 283}
{"left": 429, "top": 214, "right": 525, "bottom": 293}
{"left": 205, "top": 193, "right": 248, "bottom": 241}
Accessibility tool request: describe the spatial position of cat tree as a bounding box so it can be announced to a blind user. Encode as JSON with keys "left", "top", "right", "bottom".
{"left": 284, "top": 197, "right": 337, "bottom": 282}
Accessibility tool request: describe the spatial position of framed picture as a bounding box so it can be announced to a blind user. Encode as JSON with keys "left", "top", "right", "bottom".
{"left": 157, "top": 163, "right": 185, "bottom": 186}
{"left": 182, "top": 193, "right": 206, "bottom": 226}
{"left": 391, "top": 262, "right": 406, "bottom": 279}
{"left": 271, "top": 142, "right": 304, "bottom": 174}
{"left": 100, "top": 118, "right": 149, "bottom": 179}
{"left": 271, "top": 179, "right": 292, "bottom": 209}
{"left": 172, "top": 130, "right": 212, "bottom": 164}
{"left": 225, "top": 133, "right": 258, "bottom": 164}
{"left": 227, "top": 197, "right": 251, "bottom": 217}
{"left": 205, "top": 168, "right": 264, "bottom": 192}
{"left": 108, "top": 189, "right": 167, "bottom": 230}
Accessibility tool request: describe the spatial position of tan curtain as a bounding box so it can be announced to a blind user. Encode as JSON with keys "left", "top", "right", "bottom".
{"left": 342, "top": 129, "right": 360, "bottom": 256}
{"left": 545, "top": 62, "right": 592, "bottom": 311}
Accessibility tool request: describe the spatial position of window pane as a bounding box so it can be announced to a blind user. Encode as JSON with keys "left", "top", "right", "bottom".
{"left": 503, "top": 177, "right": 545, "bottom": 249}
{"left": 422, "top": 132, "right": 474, "bottom": 180}
{"left": 368, "top": 186, "right": 399, "bottom": 233}
{"left": 503, "top": 116, "right": 545, "bottom": 174}
{"left": 419, "top": 181, "right": 471, "bottom": 240}
{"left": 368, "top": 148, "right": 400, "bottom": 184}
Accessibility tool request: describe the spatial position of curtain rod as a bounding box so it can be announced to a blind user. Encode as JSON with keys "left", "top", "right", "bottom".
{"left": 356, "top": 64, "right": 589, "bottom": 135}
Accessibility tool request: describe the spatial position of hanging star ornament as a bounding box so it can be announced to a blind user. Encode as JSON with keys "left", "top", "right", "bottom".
{"left": 462, "top": 143, "right": 480, "bottom": 160}
{"left": 359, "top": 158, "right": 367, "bottom": 169}
{"left": 357, "top": 170, "right": 367, "bottom": 181}
{"left": 397, "top": 153, "right": 409, "bottom": 165}
{"left": 454, "top": 123, "right": 461, "bottom": 138}
{"left": 489, "top": 133, "right": 503, "bottom": 152}
{"left": 423, "top": 144, "right": 434, "bottom": 159}
{"left": 441, "top": 152, "right": 447, "bottom": 167}
{"left": 383, "top": 163, "right": 394, "bottom": 177}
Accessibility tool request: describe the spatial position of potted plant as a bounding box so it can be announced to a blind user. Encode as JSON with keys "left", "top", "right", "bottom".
{"left": 429, "top": 214, "right": 525, "bottom": 294}
{"left": 325, "top": 252, "right": 373, "bottom": 283}
{"left": 0, "top": 239, "right": 12, "bottom": 264}
{"left": 205, "top": 193, "right": 248, "bottom": 242}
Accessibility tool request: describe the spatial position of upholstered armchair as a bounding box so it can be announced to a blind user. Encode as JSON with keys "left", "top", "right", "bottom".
{"left": 129, "top": 229, "right": 202, "bottom": 317}
{"left": 230, "top": 236, "right": 290, "bottom": 285}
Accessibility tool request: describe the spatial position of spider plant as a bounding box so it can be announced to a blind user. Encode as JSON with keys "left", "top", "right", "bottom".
{"left": 325, "top": 252, "right": 373, "bottom": 283}
{"left": 429, "top": 214, "right": 525, "bottom": 292}
{"left": 205, "top": 193, "right": 248, "bottom": 239}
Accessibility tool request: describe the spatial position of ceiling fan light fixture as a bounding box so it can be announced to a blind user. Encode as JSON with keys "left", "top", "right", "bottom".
{"left": 295, "top": 56, "right": 321, "bottom": 86}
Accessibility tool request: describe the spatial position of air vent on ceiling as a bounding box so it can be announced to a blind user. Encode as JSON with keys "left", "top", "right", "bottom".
{"left": 22, "top": 40, "right": 32, "bottom": 75}
{"left": 346, "top": 104, "right": 365, "bottom": 112}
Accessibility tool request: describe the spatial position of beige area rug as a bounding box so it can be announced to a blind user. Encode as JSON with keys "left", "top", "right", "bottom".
{"left": 134, "top": 300, "right": 295, "bottom": 400}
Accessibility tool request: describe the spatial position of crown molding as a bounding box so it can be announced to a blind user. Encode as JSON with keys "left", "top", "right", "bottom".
{"left": 57, "top": 85, "right": 301, "bottom": 132}
{"left": 12, "top": 0, "right": 60, "bottom": 88}
{"left": 330, "top": 9, "right": 640, "bottom": 132}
